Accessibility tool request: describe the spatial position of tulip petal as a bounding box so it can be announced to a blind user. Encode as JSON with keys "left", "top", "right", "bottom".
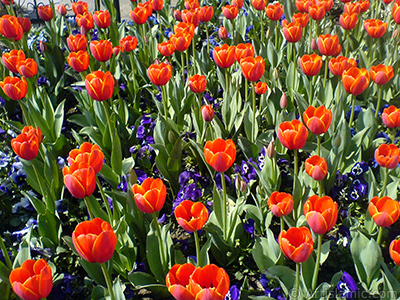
{"left": 92, "top": 230, "right": 117, "bottom": 263}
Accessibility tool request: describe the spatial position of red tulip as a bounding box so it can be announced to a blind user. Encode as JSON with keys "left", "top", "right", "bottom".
{"left": 358, "top": 0, "right": 370, "bottom": 12}
{"left": 279, "top": 227, "right": 313, "bottom": 263}
{"left": 201, "top": 104, "right": 214, "bottom": 122}
{"left": 189, "top": 264, "right": 230, "bottom": 299}
{"left": 2, "top": 49, "right": 25, "bottom": 73}
{"left": 390, "top": 238, "right": 400, "bottom": 266}
{"left": 158, "top": 40, "right": 175, "bottom": 57}
{"left": 17, "top": 17, "right": 31, "bottom": 32}
{"left": 304, "top": 195, "right": 338, "bottom": 234}
{"left": 300, "top": 53, "right": 322, "bottom": 76}
{"left": 131, "top": 177, "right": 167, "bottom": 214}
{"left": 303, "top": 105, "right": 332, "bottom": 135}
{"left": 317, "top": 34, "right": 341, "bottom": 56}
{"left": 308, "top": 3, "right": 326, "bottom": 20}
{"left": 340, "top": 12, "right": 358, "bottom": 30}
{"left": 68, "top": 142, "right": 104, "bottom": 174}
{"left": 11, "top": 126, "right": 43, "bottom": 161}
{"left": 374, "top": 144, "right": 400, "bottom": 169}
{"left": 147, "top": 62, "right": 173, "bottom": 86}
{"left": 393, "top": 0, "right": 400, "bottom": 24}
{"left": 67, "top": 51, "right": 90, "bottom": 73}
{"left": 222, "top": 5, "right": 239, "bottom": 20}
{"left": 292, "top": 12, "right": 309, "bottom": 28}
{"left": 251, "top": 0, "right": 267, "bottom": 11}
{"left": 94, "top": 10, "right": 111, "bottom": 28}
{"left": 72, "top": 1, "right": 88, "bottom": 15}
{"left": 218, "top": 26, "right": 228, "bottom": 39}
{"left": 329, "top": 56, "right": 357, "bottom": 76}
{"left": 170, "top": 31, "right": 193, "bottom": 52}
{"left": 188, "top": 74, "right": 207, "bottom": 93}
{"left": 120, "top": 36, "right": 138, "bottom": 53}
{"left": 369, "top": 196, "right": 400, "bottom": 227}
{"left": 0, "top": 15, "right": 23, "bottom": 41}
{"left": 344, "top": 2, "right": 361, "bottom": 13}
{"left": 63, "top": 161, "right": 96, "bottom": 199}
{"left": 0, "top": 76, "right": 28, "bottom": 100}
{"left": 57, "top": 4, "right": 67, "bottom": 16}
{"left": 268, "top": 191, "right": 293, "bottom": 217}
{"left": 382, "top": 106, "right": 400, "bottom": 128}
{"left": 90, "top": 39, "right": 113, "bottom": 62}
{"left": 174, "top": 200, "right": 209, "bottom": 232}
{"left": 199, "top": 6, "right": 213, "bottom": 22}
{"left": 342, "top": 67, "right": 370, "bottom": 95}
{"left": 370, "top": 64, "right": 394, "bottom": 85}
{"left": 282, "top": 20, "right": 303, "bottom": 43}
{"left": 213, "top": 44, "right": 236, "bottom": 68}
{"left": 185, "top": 0, "right": 199, "bottom": 9}
{"left": 265, "top": 3, "right": 284, "bottom": 21}
{"left": 277, "top": 119, "right": 308, "bottom": 150}
{"left": 17, "top": 58, "right": 38, "bottom": 78}
{"left": 240, "top": 56, "right": 265, "bottom": 82}
{"left": 304, "top": 155, "right": 328, "bottom": 181}
{"left": 130, "top": 7, "right": 149, "bottom": 24}
{"left": 67, "top": 34, "right": 87, "bottom": 52}
{"left": 364, "top": 19, "right": 387, "bottom": 38}
{"left": 152, "top": 0, "right": 164, "bottom": 11}
{"left": 38, "top": 5, "right": 53, "bottom": 22}
{"left": 204, "top": 138, "right": 236, "bottom": 173}
{"left": 76, "top": 12, "right": 94, "bottom": 31}
{"left": 166, "top": 263, "right": 197, "bottom": 300}
{"left": 182, "top": 9, "right": 200, "bottom": 27}
{"left": 85, "top": 71, "right": 115, "bottom": 101}
{"left": 255, "top": 82, "right": 268, "bottom": 95}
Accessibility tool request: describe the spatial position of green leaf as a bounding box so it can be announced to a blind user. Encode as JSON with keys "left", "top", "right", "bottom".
{"left": 128, "top": 272, "right": 158, "bottom": 287}
{"left": 111, "top": 128, "right": 123, "bottom": 176}
{"left": 53, "top": 100, "right": 65, "bottom": 140}
{"left": 37, "top": 209, "right": 60, "bottom": 248}
{"left": 265, "top": 266, "right": 296, "bottom": 295}
{"left": 320, "top": 240, "right": 332, "bottom": 264}
{"left": 0, "top": 261, "right": 10, "bottom": 284}
{"left": 80, "top": 260, "right": 107, "bottom": 286}
{"left": 113, "top": 277, "right": 126, "bottom": 300}
{"left": 146, "top": 219, "right": 168, "bottom": 283}
{"left": 199, "top": 236, "right": 212, "bottom": 267}
{"left": 252, "top": 234, "right": 281, "bottom": 272}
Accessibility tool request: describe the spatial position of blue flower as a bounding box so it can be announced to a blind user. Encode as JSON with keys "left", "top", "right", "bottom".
{"left": 337, "top": 271, "right": 358, "bottom": 299}
{"left": 345, "top": 105, "right": 361, "bottom": 120}
{"left": 37, "top": 77, "right": 50, "bottom": 87}
{"left": 0, "top": 96, "right": 5, "bottom": 106}
{"left": 350, "top": 162, "right": 368, "bottom": 178}
{"left": 244, "top": 218, "right": 255, "bottom": 238}
{"left": 225, "top": 285, "right": 240, "bottom": 300}
{"left": 141, "top": 114, "right": 153, "bottom": 125}
{"left": 349, "top": 177, "right": 368, "bottom": 201}
{"left": 118, "top": 175, "right": 128, "bottom": 192}
{"left": 136, "top": 125, "right": 146, "bottom": 139}
{"left": 215, "top": 173, "right": 231, "bottom": 189}
{"left": 11, "top": 169, "right": 26, "bottom": 185}
{"left": 11, "top": 218, "right": 37, "bottom": 240}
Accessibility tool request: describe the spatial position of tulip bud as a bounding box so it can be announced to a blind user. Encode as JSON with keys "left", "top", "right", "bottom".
{"left": 112, "top": 46, "right": 120, "bottom": 56}
{"left": 394, "top": 29, "right": 399, "bottom": 40}
{"left": 201, "top": 104, "right": 214, "bottom": 122}
{"left": 168, "top": 131, "right": 176, "bottom": 144}
{"left": 266, "top": 28, "right": 271, "bottom": 39}
{"left": 240, "top": 180, "right": 247, "bottom": 191}
{"left": 39, "top": 41, "right": 47, "bottom": 52}
{"left": 273, "top": 68, "right": 279, "bottom": 80}
{"left": 267, "top": 141, "right": 275, "bottom": 158}
{"left": 80, "top": 25, "right": 87, "bottom": 36}
{"left": 334, "top": 134, "right": 341, "bottom": 148}
{"left": 311, "top": 37, "right": 317, "bottom": 51}
{"left": 57, "top": 4, "right": 67, "bottom": 16}
{"left": 219, "top": 26, "right": 228, "bottom": 39}
{"left": 280, "top": 93, "right": 288, "bottom": 108}
{"left": 174, "top": 9, "right": 182, "bottom": 21}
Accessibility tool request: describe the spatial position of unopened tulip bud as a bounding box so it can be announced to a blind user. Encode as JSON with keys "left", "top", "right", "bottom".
{"left": 219, "top": 26, "right": 228, "bottom": 40}
{"left": 57, "top": 4, "right": 67, "bottom": 16}
{"left": 393, "top": 29, "right": 398, "bottom": 40}
{"left": 174, "top": 9, "right": 182, "bottom": 21}
{"left": 280, "top": 93, "right": 288, "bottom": 108}
{"left": 334, "top": 134, "right": 341, "bottom": 148}
{"left": 80, "top": 25, "right": 87, "bottom": 36}
{"left": 273, "top": 68, "right": 279, "bottom": 80}
{"left": 267, "top": 141, "right": 275, "bottom": 158}
{"left": 154, "top": 58, "right": 160, "bottom": 65}
{"left": 266, "top": 28, "right": 271, "bottom": 39}
{"left": 201, "top": 104, "right": 214, "bottom": 122}
{"left": 240, "top": 180, "right": 247, "bottom": 191}
{"left": 164, "top": 59, "right": 171, "bottom": 66}
{"left": 112, "top": 46, "right": 120, "bottom": 56}
{"left": 39, "top": 41, "right": 47, "bottom": 52}
{"left": 311, "top": 37, "right": 317, "bottom": 51}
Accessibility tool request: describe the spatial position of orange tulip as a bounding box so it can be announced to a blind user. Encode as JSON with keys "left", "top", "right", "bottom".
{"left": 218, "top": 26, "right": 228, "bottom": 39}
{"left": 131, "top": 177, "right": 167, "bottom": 214}
{"left": 201, "top": 104, "right": 214, "bottom": 122}
{"left": 9, "top": 259, "right": 52, "bottom": 300}
{"left": 240, "top": 56, "right": 265, "bottom": 82}
{"left": 89, "top": 39, "right": 112, "bottom": 62}
{"left": 382, "top": 106, "right": 400, "bottom": 128}
{"left": 317, "top": 34, "right": 341, "bottom": 56}
{"left": 308, "top": 3, "right": 326, "bottom": 20}
{"left": 188, "top": 74, "right": 207, "bottom": 93}
{"left": 251, "top": 0, "right": 267, "bottom": 11}
{"left": 279, "top": 227, "right": 313, "bottom": 263}
{"left": 268, "top": 191, "right": 294, "bottom": 217}
{"left": 147, "top": 62, "right": 172, "bottom": 86}
{"left": 370, "top": 65, "right": 394, "bottom": 85}
{"left": 199, "top": 6, "right": 213, "bottom": 22}
{"left": 358, "top": 0, "right": 370, "bottom": 12}
{"left": 303, "top": 105, "right": 332, "bottom": 135}
{"left": 17, "top": 17, "right": 31, "bottom": 32}
{"left": 304, "top": 195, "right": 338, "bottom": 234}
{"left": 393, "top": 0, "right": 400, "bottom": 24}
{"left": 140, "top": 2, "right": 153, "bottom": 17}
{"left": 300, "top": 53, "right": 322, "bottom": 76}
{"left": 305, "top": 155, "right": 328, "bottom": 181}
{"left": 72, "top": 218, "right": 117, "bottom": 263}
{"left": 75, "top": 12, "right": 94, "bottom": 31}
{"left": 342, "top": 67, "right": 370, "bottom": 95}
{"left": 329, "top": 56, "right": 357, "bottom": 76}
{"left": 11, "top": 126, "right": 43, "bottom": 161}
{"left": 235, "top": 43, "right": 255, "bottom": 63}
{"left": 374, "top": 144, "right": 400, "bottom": 169}
{"left": 57, "top": 4, "right": 67, "bottom": 16}
{"left": 158, "top": 40, "right": 175, "bottom": 56}
{"left": 94, "top": 10, "right": 111, "bottom": 28}
{"left": 72, "top": 1, "right": 88, "bottom": 15}
{"left": 344, "top": 2, "right": 361, "bottom": 13}
{"left": 68, "top": 142, "right": 104, "bottom": 174}
{"left": 0, "top": 76, "right": 27, "bottom": 100}
{"left": 213, "top": 44, "right": 236, "bottom": 68}
{"left": 232, "top": 0, "right": 244, "bottom": 8}
{"left": 321, "top": 0, "right": 334, "bottom": 11}
{"left": 85, "top": 71, "right": 115, "bottom": 101}
{"left": 277, "top": 119, "right": 308, "bottom": 150}
{"left": 166, "top": 263, "right": 197, "bottom": 300}
{"left": 364, "top": 19, "right": 387, "bottom": 38}
{"left": 174, "top": 200, "right": 209, "bottom": 232}
{"left": 67, "top": 51, "right": 90, "bottom": 73}
{"left": 0, "top": 15, "right": 23, "bottom": 41}
{"left": 63, "top": 161, "right": 96, "bottom": 198}
{"left": 174, "top": 22, "right": 195, "bottom": 36}
{"left": 17, "top": 58, "right": 38, "bottom": 78}
{"left": 282, "top": 20, "right": 303, "bottom": 43}
{"left": 185, "top": 0, "right": 199, "bottom": 9}
{"left": 170, "top": 31, "right": 193, "bottom": 52}
{"left": 369, "top": 196, "right": 400, "bottom": 227}
{"left": 204, "top": 139, "right": 236, "bottom": 173}
{"left": 1, "top": 0, "right": 13, "bottom": 5}
{"left": 292, "top": 12, "right": 309, "bottom": 28}
{"left": 296, "top": 0, "right": 313, "bottom": 12}
{"left": 152, "top": 0, "right": 164, "bottom": 11}
{"left": 390, "top": 239, "right": 400, "bottom": 266}
{"left": 255, "top": 81, "right": 268, "bottom": 94}
{"left": 67, "top": 34, "right": 87, "bottom": 52}
{"left": 182, "top": 9, "right": 200, "bottom": 27}
{"left": 120, "top": 36, "right": 138, "bottom": 52}
{"left": 339, "top": 12, "right": 358, "bottom": 30}
{"left": 265, "top": 3, "right": 284, "bottom": 21}
{"left": 2, "top": 49, "right": 25, "bottom": 73}
{"left": 189, "top": 264, "right": 230, "bottom": 299}
{"left": 130, "top": 7, "right": 149, "bottom": 24}
{"left": 38, "top": 5, "right": 53, "bottom": 22}
{"left": 222, "top": 5, "right": 239, "bottom": 20}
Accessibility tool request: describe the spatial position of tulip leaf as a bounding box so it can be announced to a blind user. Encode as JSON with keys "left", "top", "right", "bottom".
{"left": 252, "top": 236, "right": 280, "bottom": 272}
{"left": 0, "top": 260, "right": 10, "bottom": 284}
{"left": 37, "top": 209, "right": 60, "bottom": 248}
{"left": 21, "top": 190, "right": 46, "bottom": 215}
{"left": 265, "top": 266, "right": 296, "bottom": 295}
{"left": 80, "top": 260, "right": 107, "bottom": 286}
{"left": 199, "top": 236, "right": 212, "bottom": 267}
{"left": 320, "top": 240, "right": 332, "bottom": 265}
{"left": 99, "top": 162, "right": 120, "bottom": 189}
{"left": 91, "top": 286, "right": 108, "bottom": 300}
{"left": 301, "top": 255, "right": 315, "bottom": 290}
{"left": 381, "top": 262, "right": 400, "bottom": 296}
{"left": 13, "top": 228, "right": 32, "bottom": 268}
{"left": 111, "top": 128, "right": 123, "bottom": 176}
{"left": 146, "top": 219, "right": 168, "bottom": 283}
{"left": 113, "top": 277, "right": 126, "bottom": 300}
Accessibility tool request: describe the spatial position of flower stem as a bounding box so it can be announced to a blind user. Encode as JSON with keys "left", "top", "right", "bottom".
{"left": 186, "top": 49, "right": 189, "bottom": 78}
{"left": 293, "top": 149, "right": 299, "bottom": 220}
{"left": 245, "top": 79, "right": 248, "bottom": 103}
{"left": 345, "top": 30, "right": 350, "bottom": 57}
{"left": 323, "top": 57, "right": 329, "bottom": 89}
{"left": 96, "top": 176, "right": 113, "bottom": 224}
{"left": 317, "top": 135, "right": 321, "bottom": 156}
{"left": 225, "top": 69, "right": 229, "bottom": 97}
{"left": 32, "top": 162, "right": 46, "bottom": 201}
{"left": 318, "top": 181, "right": 324, "bottom": 197}
{"left": 311, "top": 234, "right": 322, "bottom": 291}
{"left": 161, "top": 84, "right": 168, "bottom": 120}
{"left": 380, "top": 168, "right": 389, "bottom": 197}
{"left": 377, "top": 226, "right": 384, "bottom": 245}
{"left": 194, "top": 230, "right": 202, "bottom": 267}
{"left": 0, "top": 236, "right": 12, "bottom": 269}
{"left": 19, "top": 101, "right": 29, "bottom": 125}
{"left": 348, "top": 95, "right": 356, "bottom": 129}
{"left": 152, "top": 212, "right": 167, "bottom": 268}
{"left": 374, "top": 86, "right": 383, "bottom": 118}
{"left": 84, "top": 196, "right": 94, "bottom": 219}
{"left": 221, "top": 172, "right": 228, "bottom": 240}
{"left": 206, "top": 25, "right": 210, "bottom": 56}
{"left": 260, "top": 11, "right": 264, "bottom": 44}
{"left": 294, "top": 263, "right": 300, "bottom": 300}
{"left": 309, "top": 76, "right": 313, "bottom": 106}
{"left": 181, "top": 52, "right": 185, "bottom": 81}
{"left": 392, "top": 128, "right": 397, "bottom": 145}
{"left": 252, "top": 82, "right": 256, "bottom": 143}
{"left": 100, "top": 263, "right": 116, "bottom": 300}
{"left": 280, "top": 217, "right": 285, "bottom": 233}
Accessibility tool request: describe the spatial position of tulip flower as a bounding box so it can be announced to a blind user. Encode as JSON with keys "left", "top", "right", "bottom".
{"left": 329, "top": 56, "right": 357, "bottom": 76}
{"left": 251, "top": 0, "right": 267, "bottom": 10}
{"left": 296, "top": 0, "right": 313, "bottom": 12}
{"left": 90, "top": 40, "right": 113, "bottom": 62}
{"left": 72, "top": 218, "right": 117, "bottom": 263}
{"left": 374, "top": 144, "right": 400, "bottom": 169}
{"left": 213, "top": 44, "right": 236, "bottom": 68}
{"left": 255, "top": 82, "right": 268, "bottom": 95}
{"left": 9, "top": 259, "right": 53, "bottom": 300}
{"left": 152, "top": 0, "right": 164, "bottom": 11}
{"left": 2, "top": 49, "right": 25, "bottom": 73}
{"left": 185, "top": 0, "right": 199, "bottom": 9}
{"left": 76, "top": 12, "right": 94, "bottom": 31}
{"left": 63, "top": 161, "right": 96, "bottom": 199}
{"left": 304, "top": 155, "right": 328, "bottom": 181}
{"left": 268, "top": 191, "right": 294, "bottom": 217}
{"left": 67, "top": 34, "right": 87, "bottom": 52}
{"left": 370, "top": 65, "right": 394, "bottom": 85}
{"left": 240, "top": 56, "right": 265, "bottom": 82}
{"left": 0, "top": 76, "right": 28, "bottom": 100}
{"left": 304, "top": 195, "right": 338, "bottom": 234}
{"left": 130, "top": 6, "right": 149, "bottom": 24}
{"left": 182, "top": 9, "right": 200, "bottom": 27}
{"left": 282, "top": 20, "right": 303, "bottom": 43}
{"left": 292, "top": 12, "right": 309, "bottom": 28}
{"left": 0, "top": 15, "right": 23, "bottom": 41}
{"left": 358, "top": 0, "right": 370, "bottom": 12}
{"left": 199, "top": 6, "right": 213, "bottom": 22}
{"left": 235, "top": 43, "right": 254, "bottom": 62}
{"left": 265, "top": 3, "right": 284, "bottom": 21}
{"left": 1, "top": 0, "right": 13, "bottom": 5}
{"left": 393, "top": 1, "right": 400, "bottom": 24}
{"left": 17, "top": 17, "right": 31, "bottom": 32}
{"left": 321, "top": 0, "right": 334, "bottom": 11}
{"left": 174, "top": 22, "right": 195, "bottom": 36}
{"left": 131, "top": 177, "right": 167, "bottom": 214}
{"left": 140, "top": 2, "right": 153, "bottom": 17}
{"left": 57, "top": 4, "right": 67, "bottom": 16}
{"left": 364, "top": 19, "right": 387, "bottom": 38}
{"left": 85, "top": 71, "right": 115, "bottom": 101}
{"left": 222, "top": 5, "right": 239, "bottom": 20}
{"left": 342, "top": 67, "right": 370, "bottom": 95}
{"left": 309, "top": 3, "right": 326, "bottom": 20}
{"left": 166, "top": 263, "right": 197, "bottom": 299}
{"left": 188, "top": 75, "right": 207, "bottom": 93}
{"left": 382, "top": 106, "right": 400, "bottom": 128}
{"left": 158, "top": 40, "right": 175, "bottom": 57}
{"left": 147, "top": 62, "right": 173, "bottom": 86}
{"left": 277, "top": 120, "right": 308, "bottom": 150}
{"left": 369, "top": 196, "right": 400, "bottom": 227}
{"left": 120, "top": 36, "right": 138, "bottom": 53}
{"left": 300, "top": 53, "right": 323, "bottom": 76}
{"left": 170, "top": 31, "right": 193, "bottom": 52}
{"left": 390, "top": 239, "right": 400, "bottom": 266}
{"left": 303, "top": 105, "right": 332, "bottom": 135}
{"left": 17, "top": 58, "right": 38, "bottom": 78}
{"left": 11, "top": 126, "right": 43, "bottom": 161}
{"left": 340, "top": 12, "right": 358, "bottom": 30}
{"left": 232, "top": 0, "right": 244, "bottom": 8}
{"left": 94, "top": 10, "right": 111, "bottom": 28}
{"left": 68, "top": 142, "right": 104, "bottom": 174}
{"left": 38, "top": 5, "right": 53, "bottom": 22}
{"left": 72, "top": 1, "right": 88, "bottom": 15}
{"left": 174, "top": 200, "right": 209, "bottom": 232}
{"left": 204, "top": 138, "right": 236, "bottom": 173}
{"left": 174, "top": 9, "right": 182, "bottom": 21}
{"left": 67, "top": 51, "right": 90, "bottom": 73}
{"left": 344, "top": 2, "right": 361, "bottom": 13}
{"left": 218, "top": 26, "right": 228, "bottom": 39}
{"left": 201, "top": 104, "right": 214, "bottom": 122}
{"left": 317, "top": 34, "right": 341, "bottom": 57}
{"left": 279, "top": 227, "right": 314, "bottom": 263}
{"left": 189, "top": 264, "right": 230, "bottom": 299}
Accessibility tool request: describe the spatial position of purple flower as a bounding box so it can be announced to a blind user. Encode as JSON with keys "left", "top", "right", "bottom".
{"left": 225, "top": 285, "right": 240, "bottom": 300}
{"left": 215, "top": 173, "right": 231, "bottom": 189}
{"left": 136, "top": 125, "right": 146, "bottom": 139}
{"left": 141, "top": 114, "right": 153, "bottom": 125}
{"left": 337, "top": 271, "right": 358, "bottom": 299}
{"left": 135, "top": 170, "right": 148, "bottom": 184}
{"left": 244, "top": 218, "right": 255, "bottom": 238}
{"left": 118, "top": 175, "right": 128, "bottom": 192}
{"left": 179, "top": 171, "right": 194, "bottom": 187}
{"left": 350, "top": 162, "right": 368, "bottom": 178}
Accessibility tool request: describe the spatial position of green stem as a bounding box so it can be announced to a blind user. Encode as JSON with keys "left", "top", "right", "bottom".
{"left": 294, "top": 149, "right": 299, "bottom": 177}
{"left": 32, "top": 162, "right": 46, "bottom": 200}
{"left": 221, "top": 172, "right": 228, "bottom": 240}
{"left": 84, "top": 196, "right": 94, "bottom": 219}
{"left": 252, "top": 83, "right": 256, "bottom": 143}
{"left": 323, "top": 57, "right": 329, "bottom": 89}
{"left": 181, "top": 52, "right": 185, "bottom": 82}
{"left": 152, "top": 212, "right": 167, "bottom": 267}
{"left": 100, "top": 263, "right": 116, "bottom": 300}
{"left": 19, "top": 101, "right": 29, "bottom": 125}
{"left": 206, "top": 25, "right": 210, "bottom": 56}
{"left": 96, "top": 177, "right": 113, "bottom": 224}
{"left": 275, "top": 22, "right": 279, "bottom": 49}
{"left": 245, "top": 79, "right": 248, "bottom": 103}
{"left": 294, "top": 263, "right": 300, "bottom": 300}
{"left": 0, "top": 236, "right": 12, "bottom": 269}
{"left": 161, "top": 84, "right": 168, "bottom": 120}
{"left": 101, "top": 61, "right": 107, "bottom": 72}
{"left": 103, "top": 100, "right": 114, "bottom": 144}
{"left": 376, "top": 226, "right": 384, "bottom": 245}
{"left": 192, "top": 34, "right": 196, "bottom": 62}
{"left": 317, "top": 135, "right": 321, "bottom": 156}
{"left": 194, "top": 230, "right": 201, "bottom": 266}
{"left": 309, "top": 76, "right": 313, "bottom": 106}
{"left": 318, "top": 181, "right": 324, "bottom": 197}
{"left": 380, "top": 168, "right": 389, "bottom": 197}
{"left": 225, "top": 69, "right": 229, "bottom": 97}
{"left": 186, "top": 49, "right": 189, "bottom": 78}
{"left": 293, "top": 149, "right": 299, "bottom": 220}
{"left": 280, "top": 217, "right": 285, "bottom": 233}
{"left": 348, "top": 95, "right": 356, "bottom": 129}
{"left": 345, "top": 30, "right": 350, "bottom": 58}
{"left": 260, "top": 11, "right": 264, "bottom": 44}
{"left": 374, "top": 86, "right": 383, "bottom": 118}
{"left": 392, "top": 128, "right": 397, "bottom": 144}
{"left": 311, "top": 234, "right": 323, "bottom": 291}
